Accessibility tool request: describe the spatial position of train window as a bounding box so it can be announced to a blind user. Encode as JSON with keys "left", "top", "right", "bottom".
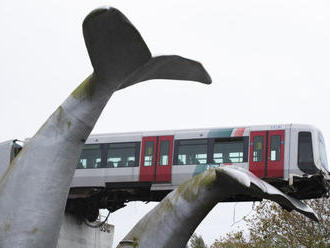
{"left": 298, "top": 132, "right": 319, "bottom": 174}
{"left": 298, "top": 132, "right": 314, "bottom": 166}
{"left": 77, "top": 144, "right": 102, "bottom": 169}
{"left": 159, "top": 141, "right": 170, "bottom": 166}
{"left": 253, "top": 136, "right": 264, "bottom": 162}
{"left": 270, "top": 135, "right": 281, "bottom": 161}
{"left": 107, "top": 142, "right": 139, "bottom": 168}
{"left": 213, "top": 139, "right": 244, "bottom": 163}
{"left": 144, "top": 141, "right": 154, "bottom": 166}
{"left": 175, "top": 139, "right": 207, "bottom": 165}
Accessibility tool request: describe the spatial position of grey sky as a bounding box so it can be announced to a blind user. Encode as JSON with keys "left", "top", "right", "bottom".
{"left": 1, "top": 0, "right": 329, "bottom": 246}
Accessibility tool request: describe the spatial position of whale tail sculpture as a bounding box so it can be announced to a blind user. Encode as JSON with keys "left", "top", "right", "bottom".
{"left": 0, "top": 7, "right": 211, "bottom": 248}
{"left": 118, "top": 167, "right": 318, "bottom": 248}
{"left": 83, "top": 8, "right": 211, "bottom": 88}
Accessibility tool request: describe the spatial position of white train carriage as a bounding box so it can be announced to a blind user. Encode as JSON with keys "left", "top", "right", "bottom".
{"left": 1, "top": 124, "right": 329, "bottom": 221}
{"left": 65, "top": 124, "right": 330, "bottom": 220}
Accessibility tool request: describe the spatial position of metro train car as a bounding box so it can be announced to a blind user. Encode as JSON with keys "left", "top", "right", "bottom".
{"left": 1, "top": 124, "right": 329, "bottom": 220}
{"left": 68, "top": 124, "right": 329, "bottom": 219}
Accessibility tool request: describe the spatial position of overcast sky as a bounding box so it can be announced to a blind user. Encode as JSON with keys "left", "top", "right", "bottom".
{"left": 1, "top": 0, "right": 330, "bottom": 246}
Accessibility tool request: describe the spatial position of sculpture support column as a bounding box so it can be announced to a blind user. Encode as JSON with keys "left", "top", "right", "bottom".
{"left": 0, "top": 7, "right": 211, "bottom": 248}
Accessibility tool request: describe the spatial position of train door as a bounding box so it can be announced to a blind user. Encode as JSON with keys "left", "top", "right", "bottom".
{"left": 139, "top": 136, "right": 174, "bottom": 183}
{"left": 249, "top": 130, "right": 284, "bottom": 178}
{"left": 249, "top": 131, "right": 266, "bottom": 178}
{"left": 267, "top": 130, "right": 285, "bottom": 178}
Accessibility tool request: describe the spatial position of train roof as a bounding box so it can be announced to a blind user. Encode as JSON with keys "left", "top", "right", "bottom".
{"left": 85, "top": 123, "right": 318, "bottom": 144}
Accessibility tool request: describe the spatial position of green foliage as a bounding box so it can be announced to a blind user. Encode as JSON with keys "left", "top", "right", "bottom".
{"left": 190, "top": 233, "right": 208, "bottom": 248}
{"left": 211, "top": 230, "right": 250, "bottom": 248}
{"left": 211, "top": 198, "right": 330, "bottom": 248}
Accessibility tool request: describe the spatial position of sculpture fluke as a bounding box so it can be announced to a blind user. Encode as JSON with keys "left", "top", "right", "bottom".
{"left": 0, "top": 7, "right": 211, "bottom": 248}
{"left": 118, "top": 167, "right": 317, "bottom": 248}
{"left": 83, "top": 7, "right": 211, "bottom": 87}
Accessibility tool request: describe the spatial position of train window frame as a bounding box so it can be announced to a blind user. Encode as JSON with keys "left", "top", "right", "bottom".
{"left": 77, "top": 144, "right": 102, "bottom": 169}
{"left": 297, "top": 131, "right": 318, "bottom": 174}
{"left": 210, "top": 137, "right": 248, "bottom": 164}
{"left": 159, "top": 140, "right": 170, "bottom": 166}
{"left": 173, "top": 139, "right": 208, "bottom": 166}
{"left": 106, "top": 142, "right": 141, "bottom": 168}
{"left": 270, "top": 135, "right": 281, "bottom": 161}
{"left": 253, "top": 135, "right": 264, "bottom": 162}
{"left": 143, "top": 141, "right": 154, "bottom": 167}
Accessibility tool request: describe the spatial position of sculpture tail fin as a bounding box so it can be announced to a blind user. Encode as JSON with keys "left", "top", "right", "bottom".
{"left": 120, "top": 55, "right": 211, "bottom": 89}
{"left": 83, "top": 7, "right": 211, "bottom": 89}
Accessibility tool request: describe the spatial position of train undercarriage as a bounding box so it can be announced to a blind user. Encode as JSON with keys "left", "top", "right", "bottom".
{"left": 65, "top": 174, "right": 330, "bottom": 222}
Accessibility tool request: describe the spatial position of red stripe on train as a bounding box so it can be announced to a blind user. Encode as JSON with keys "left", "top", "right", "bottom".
{"left": 233, "top": 128, "right": 245, "bottom": 137}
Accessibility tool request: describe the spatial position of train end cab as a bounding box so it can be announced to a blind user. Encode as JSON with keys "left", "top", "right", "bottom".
{"left": 248, "top": 124, "right": 329, "bottom": 199}
{"left": 287, "top": 125, "right": 330, "bottom": 199}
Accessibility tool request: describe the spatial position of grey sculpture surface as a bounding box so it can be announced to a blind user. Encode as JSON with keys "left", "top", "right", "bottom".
{"left": 118, "top": 167, "right": 318, "bottom": 248}
{"left": 0, "top": 8, "right": 211, "bottom": 248}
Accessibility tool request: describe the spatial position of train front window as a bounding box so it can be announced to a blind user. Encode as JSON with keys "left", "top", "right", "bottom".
{"left": 176, "top": 139, "right": 207, "bottom": 165}
{"left": 107, "top": 142, "right": 139, "bottom": 168}
{"left": 298, "top": 132, "right": 314, "bottom": 165}
{"left": 77, "top": 144, "right": 101, "bottom": 169}
{"left": 318, "top": 133, "right": 329, "bottom": 171}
